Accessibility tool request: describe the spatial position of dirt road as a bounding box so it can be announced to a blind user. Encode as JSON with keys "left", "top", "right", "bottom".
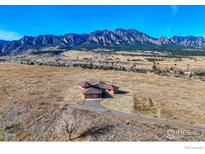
{"left": 71, "top": 100, "right": 205, "bottom": 132}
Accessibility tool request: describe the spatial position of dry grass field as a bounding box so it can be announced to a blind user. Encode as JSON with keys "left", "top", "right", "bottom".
{"left": 61, "top": 50, "right": 205, "bottom": 71}
{"left": 0, "top": 61, "right": 205, "bottom": 128}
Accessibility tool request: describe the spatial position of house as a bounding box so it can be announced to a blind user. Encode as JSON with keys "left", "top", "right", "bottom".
{"left": 80, "top": 80, "right": 119, "bottom": 100}
{"left": 103, "top": 83, "right": 119, "bottom": 94}
{"left": 83, "top": 87, "right": 103, "bottom": 99}
{"left": 80, "top": 81, "right": 91, "bottom": 90}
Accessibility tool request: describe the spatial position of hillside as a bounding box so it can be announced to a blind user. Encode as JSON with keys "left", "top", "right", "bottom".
{"left": 0, "top": 62, "right": 205, "bottom": 141}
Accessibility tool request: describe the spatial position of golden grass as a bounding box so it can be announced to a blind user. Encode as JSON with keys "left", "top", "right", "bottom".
{"left": 0, "top": 62, "right": 205, "bottom": 126}
{"left": 62, "top": 50, "right": 205, "bottom": 70}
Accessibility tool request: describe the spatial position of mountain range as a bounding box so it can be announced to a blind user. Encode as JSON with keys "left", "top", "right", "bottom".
{"left": 1, "top": 28, "right": 205, "bottom": 56}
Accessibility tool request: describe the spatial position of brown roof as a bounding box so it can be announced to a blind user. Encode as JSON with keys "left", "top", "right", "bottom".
{"left": 81, "top": 80, "right": 119, "bottom": 92}
{"left": 83, "top": 80, "right": 105, "bottom": 89}
{"left": 92, "top": 82, "right": 105, "bottom": 89}
{"left": 83, "top": 87, "right": 103, "bottom": 95}
{"left": 80, "top": 81, "right": 91, "bottom": 88}
{"left": 103, "top": 83, "right": 119, "bottom": 90}
{"left": 88, "top": 80, "right": 105, "bottom": 85}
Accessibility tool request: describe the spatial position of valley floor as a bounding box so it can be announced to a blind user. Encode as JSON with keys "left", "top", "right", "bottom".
{"left": 0, "top": 62, "right": 205, "bottom": 141}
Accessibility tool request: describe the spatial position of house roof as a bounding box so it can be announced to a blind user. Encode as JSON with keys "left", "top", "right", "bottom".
{"left": 103, "top": 83, "right": 119, "bottom": 90}
{"left": 83, "top": 87, "right": 103, "bottom": 95}
{"left": 88, "top": 80, "right": 105, "bottom": 85}
{"left": 80, "top": 81, "right": 91, "bottom": 88}
{"left": 84, "top": 80, "right": 105, "bottom": 89}
{"left": 80, "top": 80, "right": 119, "bottom": 91}
{"left": 92, "top": 82, "right": 105, "bottom": 89}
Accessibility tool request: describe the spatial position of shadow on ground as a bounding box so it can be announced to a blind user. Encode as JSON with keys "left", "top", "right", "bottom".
{"left": 102, "top": 91, "right": 113, "bottom": 98}
{"left": 102, "top": 90, "right": 129, "bottom": 98}
{"left": 117, "top": 90, "right": 129, "bottom": 95}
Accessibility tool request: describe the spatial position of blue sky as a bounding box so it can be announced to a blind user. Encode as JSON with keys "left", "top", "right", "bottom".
{"left": 0, "top": 5, "right": 205, "bottom": 40}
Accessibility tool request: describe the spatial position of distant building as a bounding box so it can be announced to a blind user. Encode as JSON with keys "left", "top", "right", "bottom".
{"left": 80, "top": 80, "right": 119, "bottom": 100}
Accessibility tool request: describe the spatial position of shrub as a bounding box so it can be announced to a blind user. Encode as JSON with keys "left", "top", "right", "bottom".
{"left": 127, "top": 58, "right": 143, "bottom": 62}
{"left": 195, "top": 72, "right": 205, "bottom": 76}
{"left": 133, "top": 94, "right": 151, "bottom": 111}
{"left": 145, "top": 58, "right": 165, "bottom": 62}
{"left": 133, "top": 94, "right": 161, "bottom": 118}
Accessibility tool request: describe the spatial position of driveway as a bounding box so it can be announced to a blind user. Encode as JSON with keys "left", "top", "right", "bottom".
{"left": 73, "top": 99, "right": 108, "bottom": 112}
{"left": 70, "top": 99, "right": 205, "bottom": 132}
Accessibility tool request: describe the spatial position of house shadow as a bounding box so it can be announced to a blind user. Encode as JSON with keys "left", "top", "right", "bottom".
{"left": 102, "top": 91, "right": 113, "bottom": 98}
{"left": 117, "top": 90, "right": 129, "bottom": 95}
{"left": 101, "top": 90, "right": 129, "bottom": 98}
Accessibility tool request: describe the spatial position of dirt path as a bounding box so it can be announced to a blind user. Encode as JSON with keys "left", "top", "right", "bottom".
{"left": 112, "top": 111, "right": 205, "bottom": 132}
{"left": 70, "top": 100, "right": 205, "bottom": 132}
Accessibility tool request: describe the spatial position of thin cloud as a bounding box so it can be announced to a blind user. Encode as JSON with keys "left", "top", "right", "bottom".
{"left": 171, "top": 5, "right": 178, "bottom": 17}
{"left": 0, "top": 29, "right": 22, "bottom": 40}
